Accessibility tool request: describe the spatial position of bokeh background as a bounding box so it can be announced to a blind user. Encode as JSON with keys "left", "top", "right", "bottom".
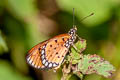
{"left": 0, "top": 0, "right": 120, "bottom": 80}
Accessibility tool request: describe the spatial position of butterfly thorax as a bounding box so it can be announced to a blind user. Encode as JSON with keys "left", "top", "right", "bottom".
{"left": 68, "top": 27, "right": 77, "bottom": 36}
{"left": 65, "top": 27, "right": 77, "bottom": 48}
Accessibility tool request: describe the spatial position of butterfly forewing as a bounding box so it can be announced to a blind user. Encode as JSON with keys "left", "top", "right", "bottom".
{"left": 41, "top": 34, "right": 71, "bottom": 69}
{"left": 26, "top": 34, "right": 71, "bottom": 69}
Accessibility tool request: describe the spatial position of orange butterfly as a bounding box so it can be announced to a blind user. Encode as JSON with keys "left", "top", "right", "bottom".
{"left": 26, "top": 9, "right": 93, "bottom": 70}
{"left": 26, "top": 26, "right": 78, "bottom": 70}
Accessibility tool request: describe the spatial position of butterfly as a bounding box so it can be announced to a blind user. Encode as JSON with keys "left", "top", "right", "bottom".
{"left": 26, "top": 26, "right": 78, "bottom": 70}
{"left": 26, "top": 8, "right": 93, "bottom": 70}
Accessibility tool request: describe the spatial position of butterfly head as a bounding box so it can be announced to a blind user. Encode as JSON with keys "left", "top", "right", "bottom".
{"left": 68, "top": 26, "right": 77, "bottom": 36}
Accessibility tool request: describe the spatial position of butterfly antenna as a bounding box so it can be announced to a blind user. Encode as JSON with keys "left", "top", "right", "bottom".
{"left": 72, "top": 8, "right": 94, "bottom": 28}
{"left": 73, "top": 8, "right": 75, "bottom": 27}
{"left": 80, "top": 13, "right": 94, "bottom": 22}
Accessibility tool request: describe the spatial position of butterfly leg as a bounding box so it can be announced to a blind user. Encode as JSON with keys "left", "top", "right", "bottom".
{"left": 72, "top": 44, "right": 78, "bottom": 51}
{"left": 68, "top": 50, "right": 71, "bottom": 55}
{"left": 76, "top": 34, "right": 82, "bottom": 40}
{"left": 72, "top": 44, "right": 80, "bottom": 53}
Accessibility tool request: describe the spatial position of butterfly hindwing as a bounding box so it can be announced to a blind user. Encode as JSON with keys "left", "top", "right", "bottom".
{"left": 26, "top": 41, "right": 48, "bottom": 69}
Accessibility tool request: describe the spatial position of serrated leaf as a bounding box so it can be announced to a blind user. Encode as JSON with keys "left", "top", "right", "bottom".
{"left": 70, "top": 39, "right": 86, "bottom": 60}
{"left": 78, "top": 54, "right": 116, "bottom": 78}
{"left": 75, "top": 39, "right": 86, "bottom": 53}
{"left": 70, "top": 48, "right": 80, "bottom": 60}
{"left": 72, "top": 59, "right": 79, "bottom": 64}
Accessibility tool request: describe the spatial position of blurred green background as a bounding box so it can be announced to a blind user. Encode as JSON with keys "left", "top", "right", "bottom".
{"left": 0, "top": 0, "right": 120, "bottom": 80}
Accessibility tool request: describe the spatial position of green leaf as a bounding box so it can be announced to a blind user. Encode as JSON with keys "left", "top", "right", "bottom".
{"left": 70, "top": 39, "right": 86, "bottom": 60}
{"left": 78, "top": 54, "right": 116, "bottom": 78}
{"left": 75, "top": 39, "right": 87, "bottom": 53}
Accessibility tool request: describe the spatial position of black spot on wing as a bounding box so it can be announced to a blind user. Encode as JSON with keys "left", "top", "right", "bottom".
{"left": 62, "top": 55, "right": 64, "bottom": 57}
{"left": 50, "top": 45, "right": 52, "bottom": 47}
{"left": 62, "top": 38, "right": 65, "bottom": 41}
{"left": 61, "top": 44, "right": 63, "bottom": 47}
{"left": 55, "top": 40, "right": 57, "bottom": 43}
{"left": 54, "top": 47, "right": 56, "bottom": 50}
{"left": 56, "top": 52, "right": 58, "bottom": 54}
